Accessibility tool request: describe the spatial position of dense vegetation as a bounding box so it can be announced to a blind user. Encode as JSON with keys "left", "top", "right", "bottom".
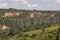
{"left": 0, "top": 8, "right": 60, "bottom": 40}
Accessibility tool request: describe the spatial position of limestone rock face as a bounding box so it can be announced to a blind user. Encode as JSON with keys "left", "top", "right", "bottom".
{"left": 1, "top": 25, "right": 9, "bottom": 30}
{"left": 0, "top": 9, "right": 60, "bottom": 28}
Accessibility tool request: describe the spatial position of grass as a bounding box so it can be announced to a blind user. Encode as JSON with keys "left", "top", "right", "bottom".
{"left": 7, "top": 24, "right": 60, "bottom": 40}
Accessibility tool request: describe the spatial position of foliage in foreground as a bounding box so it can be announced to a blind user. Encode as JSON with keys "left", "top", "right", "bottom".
{"left": 0, "top": 24, "right": 60, "bottom": 40}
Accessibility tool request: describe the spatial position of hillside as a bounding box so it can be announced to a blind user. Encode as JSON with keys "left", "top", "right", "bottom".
{"left": 7, "top": 25, "right": 60, "bottom": 40}
{"left": 0, "top": 9, "right": 60, "bottom": 40}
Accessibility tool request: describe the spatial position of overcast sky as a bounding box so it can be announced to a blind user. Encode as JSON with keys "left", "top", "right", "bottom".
{"left": 0, "top": 0, "right": 60, "bottom": 10}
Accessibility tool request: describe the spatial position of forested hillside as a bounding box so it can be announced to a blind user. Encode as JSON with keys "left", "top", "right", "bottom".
{"left": 0, "top": 8, "right": 60, "bottom": 40}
